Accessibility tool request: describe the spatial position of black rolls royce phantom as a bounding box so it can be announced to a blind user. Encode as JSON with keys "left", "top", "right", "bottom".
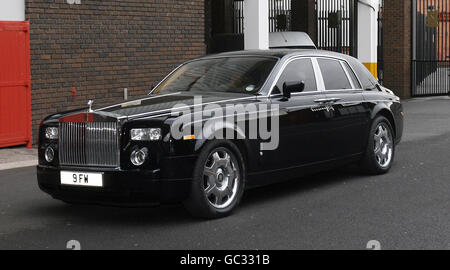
{"left": 37, "top": 50, "right": 404, "bottom": 218}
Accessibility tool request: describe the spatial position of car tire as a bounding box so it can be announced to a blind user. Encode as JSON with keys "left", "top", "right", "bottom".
{"left": 183, "top": 140, "right": 246, "bottom": 219}
{"left": 360, "top": 116, "right": 396, "bottom": 175}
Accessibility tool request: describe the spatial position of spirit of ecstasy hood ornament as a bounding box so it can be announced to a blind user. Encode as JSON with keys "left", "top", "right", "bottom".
{"left": 88, "top": 100, "right": 94, "bottom": 112}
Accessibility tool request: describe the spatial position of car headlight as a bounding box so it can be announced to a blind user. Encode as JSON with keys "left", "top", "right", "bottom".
{"left": 130, "top": 128, "right": 162, "bottom": 141}
{"left": 45, "top": 127, "right": 59, "bottom": 140}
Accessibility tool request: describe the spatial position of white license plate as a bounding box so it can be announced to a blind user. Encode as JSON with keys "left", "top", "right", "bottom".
{"left": 60, "top": 171, "right": 103, "bottom": 187}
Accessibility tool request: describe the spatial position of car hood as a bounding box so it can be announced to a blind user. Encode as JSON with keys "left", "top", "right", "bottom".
{"left": 97, "top": 92, "right": 258, "bottom": 120}
{"left": 42, "top": 92, "right": 260, "bottom": 124}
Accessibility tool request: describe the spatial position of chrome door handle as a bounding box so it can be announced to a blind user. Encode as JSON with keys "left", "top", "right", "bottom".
{"left": 327, "top": 98, "right": 342, "bottom": 103}
{"left": 314, "top": 98, "right": 341, "bottom": 104}
{"left": 314, "top": 98, "right": 330, "bottom": 104}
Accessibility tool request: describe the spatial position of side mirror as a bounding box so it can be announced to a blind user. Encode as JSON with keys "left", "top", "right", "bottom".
{"left": 283, "top": 81, "right": 305, "bottom": 99}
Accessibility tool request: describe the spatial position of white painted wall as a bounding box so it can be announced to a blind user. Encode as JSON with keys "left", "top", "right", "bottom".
{"left": 357, "top": 0, "right": 379, "bottom": 65}
{"left": 244, "top": 0, "right": 269, "bottom": 50}
{"left": 0, "top": 0, "right": 25, "bottom": 21}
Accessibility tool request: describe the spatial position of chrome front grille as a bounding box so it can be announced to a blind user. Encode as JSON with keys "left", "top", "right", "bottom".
{"left": 59, "top": 122, "right": 119, "bottom": 167}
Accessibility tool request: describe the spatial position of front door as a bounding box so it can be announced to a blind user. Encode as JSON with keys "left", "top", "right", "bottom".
{"left": 261, "top": 57, "right": 331, "bottom": 171}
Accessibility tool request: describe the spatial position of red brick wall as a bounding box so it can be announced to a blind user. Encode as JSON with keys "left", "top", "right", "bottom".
{"left": 25, "top": 0, "right": 206, "bottom": 144}
{"left": 383, "top": 0, "right": 411, "bottom": 99}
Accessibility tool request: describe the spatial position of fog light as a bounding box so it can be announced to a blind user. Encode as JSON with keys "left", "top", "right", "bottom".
{"left": 45, "top": 147, "right": 55, "bottom": 163}
{"left": 130, "top": 147, "right": 149, "bottom": 166}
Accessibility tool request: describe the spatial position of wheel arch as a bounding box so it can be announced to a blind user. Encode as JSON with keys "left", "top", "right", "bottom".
{"left": 372, "top": 106, "right": 397, "bottom": 138}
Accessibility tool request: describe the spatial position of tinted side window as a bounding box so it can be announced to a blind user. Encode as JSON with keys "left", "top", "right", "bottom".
{"left": 317, "top": 58, "right": 352, "bottom": 90}
{"left": 347, "top": 57, "right": 378, "bottom": 90}
{"left": 342, "top": 61, "right": 362, "bottom": 89}
{"left": 276, "top": 58, "right": 317, "bottom": 93}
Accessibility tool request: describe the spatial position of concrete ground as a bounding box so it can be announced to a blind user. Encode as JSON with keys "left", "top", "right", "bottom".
{"left": 0, "top": 147, "right": 37, "bottom": 171}
{"left": 0, "top": 96, "right": 449, "bottom": 250}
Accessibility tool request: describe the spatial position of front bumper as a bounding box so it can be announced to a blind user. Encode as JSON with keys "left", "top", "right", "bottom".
{"left": 37, "top": 165, "right": 192, "bottom": 206}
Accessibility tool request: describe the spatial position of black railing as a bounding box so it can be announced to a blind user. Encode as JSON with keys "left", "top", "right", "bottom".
{"left": 412, "top": 0, "right": 450, "bottom": 96}
{"left": 316, "top": 0, "right": 357, "bottom": 57}
{"left": 233, "top": 0, "right": 245, "bottom": 34}
{"left": 413, "top": 61, "right": 450, "bottom": 96}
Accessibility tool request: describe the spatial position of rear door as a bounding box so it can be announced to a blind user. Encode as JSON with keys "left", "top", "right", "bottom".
{"left": 315, "top": 57, "right": 370, "bottom": 159}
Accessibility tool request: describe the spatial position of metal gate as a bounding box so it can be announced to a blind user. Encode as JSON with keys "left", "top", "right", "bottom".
{"left": 0, "top": 21, "right": 32, "bottom": 148}
{"left": 316, "top": 0, "right": 358, "bottom": 56}
{"left": 233, "top": 0, "right": 292, "bottom": 34}
{"left": 412, "top": 0, "right": 450, "bottom": 96}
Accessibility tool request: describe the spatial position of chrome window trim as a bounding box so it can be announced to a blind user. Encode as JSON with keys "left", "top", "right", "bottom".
{"left": 147, "top": 52, "right": 369, "bottom": 101}
{"left": 340, "top": 60, "right": 364, "bottom": 90}
{"left": 340, "top": 60, "right": 356, "bottom": 89}
{"left": 266, "top": 56, "right": 321, "bottom": 97}
{"left": 315, "top": 56, "right": 355, "bottom": 92}
{"left": 311, "top": 57, "right": 326, "bottom": 91}
{"left": 265, "top": 54, "right": 367, "bottom": 98}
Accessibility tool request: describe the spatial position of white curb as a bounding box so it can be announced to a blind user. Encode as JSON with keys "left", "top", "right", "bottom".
{"left": 0, "top": 160, "right": 38, "bottom": 171}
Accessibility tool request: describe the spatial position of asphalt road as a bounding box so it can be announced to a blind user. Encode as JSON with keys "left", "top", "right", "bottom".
{"left": 1, "top": 97, "right": 449, "bottom": 250}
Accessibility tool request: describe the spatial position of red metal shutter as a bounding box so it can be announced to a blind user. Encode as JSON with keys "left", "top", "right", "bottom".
{"left": 0, "top": 21, "right": 32, "bottom": 148}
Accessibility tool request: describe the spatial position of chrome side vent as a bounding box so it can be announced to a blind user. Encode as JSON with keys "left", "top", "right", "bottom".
{"left": 59, "top": 122, "right": 119, "bottom": 167}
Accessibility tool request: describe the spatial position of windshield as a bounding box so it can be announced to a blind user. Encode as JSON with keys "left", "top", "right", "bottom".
{"left": 152, "top": 57, "right": 278, "bottom": 95}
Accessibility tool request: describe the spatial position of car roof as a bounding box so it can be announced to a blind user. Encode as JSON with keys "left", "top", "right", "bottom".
{"left": 197, "top": 49, "right": 354, "bottom": 61}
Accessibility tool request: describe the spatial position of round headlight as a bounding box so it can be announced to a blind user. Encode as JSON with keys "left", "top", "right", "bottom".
{"left": 45, "top": 127, "right": 59, "bottom": 140}
{"left": 130, "top": 147, "right": 149, "bottom": 166}
{"left": 45, "top": 147, "right": 55, "bottom": 163}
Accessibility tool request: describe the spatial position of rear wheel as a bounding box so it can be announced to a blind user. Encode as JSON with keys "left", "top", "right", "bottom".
{"left": 183, "top": 140, "right": 245, "bottom": 219}
{"left": 360, "top": 116, "right": 395, "bottom": 175}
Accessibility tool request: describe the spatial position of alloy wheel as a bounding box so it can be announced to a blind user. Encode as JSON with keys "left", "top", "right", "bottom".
{"left": 373, "top": 123, "right": 393, "bottom": 168}
{"left": 203, "top": 148, "right": 240, "bottom": 209}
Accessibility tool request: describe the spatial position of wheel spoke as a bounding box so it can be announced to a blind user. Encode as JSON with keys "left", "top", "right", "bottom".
{"left": 204, "top": 166, "right": 216, "bottom": 178}
{"left": 205, "top": 184, "right": 216, "bottom": 196}
{"left": 212, "top": 152, "right": 221, "bottom": 163}
{"left": 374, "top": 143, "right": 382, "bottom": 154}
{"left": 215, "top": 192, "right": 224, "bottom": 205}
{"left": 374, "top": 140, "right": 381, "bottom": 152}
{"left": 224, "top": 186, "right": 233, "bottom": 197}
{"left": 224, "top": 153, "right": 231, "bottom": 167}
{"left": 374, "top": 131, "right": 382, "bottom": 141}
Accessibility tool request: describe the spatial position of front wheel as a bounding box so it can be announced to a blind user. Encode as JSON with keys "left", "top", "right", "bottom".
{"left": 183, "top": 140, "right": 245, "bottom": 219}
{"left": 360, "top": 116, "right": 395, "bottom": 175}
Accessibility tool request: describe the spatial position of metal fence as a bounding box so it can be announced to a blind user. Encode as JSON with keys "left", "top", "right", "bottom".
{"left": 412, "top": 0, "right": 450, "bottom": 96}
{"left": 316, "top": 0, "right": 357, "bottom": 56}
